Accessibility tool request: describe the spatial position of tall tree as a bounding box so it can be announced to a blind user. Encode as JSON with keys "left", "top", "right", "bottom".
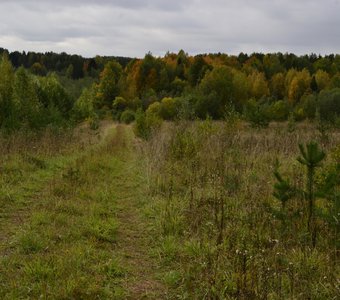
{"left": 270, "top": 72, "right": 286, "bottom": 99}
{"left": 197, "top": 66, "right": 234, "bottom": 118}
{"left": 287, "top": 69, "right": 311, "bottom": 104}
{"left": 315, "top": 69, "right": 330, "bottom": 91}
{"left": 248, "top": 71, "right": 269, "bottom": 99}
{"left": 96, "top": 60, "right": 122, "bottom": 107}
{"left": 13, "top": 67, "right": 41, "bottom": 128}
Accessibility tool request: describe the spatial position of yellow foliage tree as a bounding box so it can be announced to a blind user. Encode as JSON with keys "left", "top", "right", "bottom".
{"left": 248, "top": 71, "right": 269, "bottom": 99}
{"left": 287, "top": 69, "right": 311, "bottom": 104}
{"left": 270, "top": 72, "right": 285, "bottom": 99}
{"left": 315, "top": 69, "right": 330, "bottom": 90}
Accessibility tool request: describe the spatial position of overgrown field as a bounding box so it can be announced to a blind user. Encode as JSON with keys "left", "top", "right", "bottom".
{"left": 142, "top": 120, "right": 340, "bottom": 299}
{"left": 0, "top": 120, "right": 339, "bottom": 299}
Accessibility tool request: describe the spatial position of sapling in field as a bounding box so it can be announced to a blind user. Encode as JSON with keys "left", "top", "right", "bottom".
{"left": 273, "top": 160, "right": 296, "bottom": 211}
{"left": 297, "top": 142, "right": 325, "bottom": 236}
{"left": 273, "top": 141, "right": 326, "bottom": 247}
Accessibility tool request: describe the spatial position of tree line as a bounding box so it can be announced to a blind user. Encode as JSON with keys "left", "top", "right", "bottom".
{"left": 0, "top": 47, "right": 131, "bottom": 79}
{"left": 90, "top": 50, "right": 340, "bottom": 130}
{"left": 1, "top": 49, "right": 340, "bottom": 132}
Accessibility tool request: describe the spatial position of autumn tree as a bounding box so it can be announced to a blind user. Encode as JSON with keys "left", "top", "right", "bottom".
{"left": 119, "top": 59, "right": 140, "bottom": 100}
{"left": 136, "top": 53, "right": 163, "bottom": 96}
{"left": 287, "top": 69, "right": 311, "bottom": 104}
{"left": 315, "top": 69, "right": 330, "bottom": 91}
{"left": 248, "top": 71, "right": 269, "bottom": 99}
{"left": 270, "top": 72, "right": 286, "bottom": 99}
{"left": 231, "top": 69, "right": 249, "bottom": 104}
{"left": 30, "top": 62, "right": 47, "bottom": 76}
{"left": 243, "top": 56, "right": 263, "bottom": 74}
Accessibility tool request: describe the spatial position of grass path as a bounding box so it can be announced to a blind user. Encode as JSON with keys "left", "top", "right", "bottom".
{"left": 0, "top": 123, "right": 166, "bottom": 299}
{"left": 112, "top": 126, "right": 167, "bottom": 299}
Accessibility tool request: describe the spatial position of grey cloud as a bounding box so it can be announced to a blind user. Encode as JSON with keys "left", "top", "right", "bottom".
{"left": 0, "top": 0, "right": 339, "bottom": 57}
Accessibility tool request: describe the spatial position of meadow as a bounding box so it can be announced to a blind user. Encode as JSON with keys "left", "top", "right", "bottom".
{"left": 141, "top": 119, "right": 339, "bottom": 299}
{"left": 0, "top": 119, "right": 339, "bottom": 299}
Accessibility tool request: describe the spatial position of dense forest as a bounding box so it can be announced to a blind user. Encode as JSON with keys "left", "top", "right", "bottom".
{"left": 0, "top": 48, "right": 340, "bottom": 132}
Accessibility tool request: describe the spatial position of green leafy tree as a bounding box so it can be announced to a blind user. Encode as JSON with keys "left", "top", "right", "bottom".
{"left": 198, "top": 66, "right": 234, "bottom": 118}
{"left": 73, "top": 86, "right": 96, "bottom": 120}
{"left": 263, "top": 54, "right": 284, "bottom": 78}
{"left": 188, "top": 55, "right": 210, "bottom": 86}
{"left": 96, "top": 60, "right": 122, "bottom": 107}
{"left": 160, "top": 97, "right": 179, "bottom": 120}
{"left": 330, "top": 73, "right": 340, "bottom": 88}
{"left": 13, "top": 67, "right": 41, "bottom": 128}
{"left": 318, "top": 88, "right": 340, "bottom": 121}
{"left": 38, "top": 74, "right": 72, "bottom": 125}
{"left": 267, "top": 100, "right": 289, "bottom": 121}
{"left": 244, "top": 98, "right": 269, "bottom": 127}
{"left": 300, "top": 94, "right": 317, "bottom": 119}
{"left": 0, "top": 54, "right": 16, "bottom": 129}
{"left": 120, "top": 109, "right": 135, "bottom": 124}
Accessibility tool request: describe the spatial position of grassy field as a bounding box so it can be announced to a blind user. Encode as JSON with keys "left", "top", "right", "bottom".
{"left": 141, "top": 120, "right": 339, "bottom": 299}
{"left": 0, "top": 120, "right": 339, "bottom": 299}
{"left": 0, "top": 123, "right": 167, "bottom": 299}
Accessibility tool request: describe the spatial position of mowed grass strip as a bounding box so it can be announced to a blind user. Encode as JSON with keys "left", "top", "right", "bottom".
{"left": 0, "top": 124, "right": 131, "bottom": 299}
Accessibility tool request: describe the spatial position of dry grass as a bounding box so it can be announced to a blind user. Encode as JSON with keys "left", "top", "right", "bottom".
{"left": 142, "top": 120, "right": 340, "bottom": 299}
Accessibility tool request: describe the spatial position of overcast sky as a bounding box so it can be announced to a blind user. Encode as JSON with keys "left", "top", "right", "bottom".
{"left": 0, "top": 0, "right": 339, "bottom": 58}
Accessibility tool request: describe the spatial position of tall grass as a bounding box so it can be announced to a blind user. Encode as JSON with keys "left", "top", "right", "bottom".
{"left": 142, "top": 120, "right": 340, "bottom": 299}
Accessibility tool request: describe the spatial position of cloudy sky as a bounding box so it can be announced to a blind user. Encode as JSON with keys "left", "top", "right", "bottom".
{"left": 0, "top": 0, "right": 339, "bottom": 58}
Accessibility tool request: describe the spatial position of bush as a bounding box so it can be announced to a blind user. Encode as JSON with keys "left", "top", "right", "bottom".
{"left": 120, "top": 110, "right": 135, "bottom": 124}
{"left": 134, "top": 109, "right": 150, "bottom": 139}
{"left": 160, "top": 97, "right": 179, "bottom": 120}
{"left": 244, "top": 98, "right": 269, "bottom": 127}
{"left": 88, "top": 114, "right": 99, "bottom": 130}
{"left": 301, "top": 94, "right": 317, "bottom": 120}
{"left": 267, "top": 100, "right": 289, "bottom": 121}
{"left": 73, "top": 87, "right": 95, "bottom": 121}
